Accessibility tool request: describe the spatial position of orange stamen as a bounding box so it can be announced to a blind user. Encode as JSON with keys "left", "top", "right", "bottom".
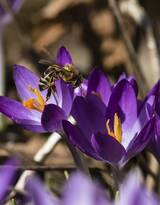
{"left": 23, "top": 87, "right": 45, "bottom": 112}
{"left": 106, "top": 113, "right": 122, "bottom": 143}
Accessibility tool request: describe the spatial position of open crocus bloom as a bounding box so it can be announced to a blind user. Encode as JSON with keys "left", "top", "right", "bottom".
{"left": 63, "top": 78, "right": 155, "bottom": 166}
{"left": 0, "top": 47, "right": 74, "bottom": 132}
{"left": 0, "top": 0, "right": 23, "bottom": 27}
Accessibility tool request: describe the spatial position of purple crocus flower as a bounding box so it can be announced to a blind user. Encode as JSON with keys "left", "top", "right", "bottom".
{"left": 0, "top": 0, "right": 23, "bottom": 28}
{"left": 25, "top": 172, "right": 111, "bottom": 205}
{"left": 63, "top": 72, "right": 155, "bottom": 166}
{"left": 0, "top": 158, "right": 19, "bottom": 204}
{"left": 0, "top": 47, "right": 74, "bottom": 133}
{"left": 142, "top": 80, "right": 160, "bottom": 160}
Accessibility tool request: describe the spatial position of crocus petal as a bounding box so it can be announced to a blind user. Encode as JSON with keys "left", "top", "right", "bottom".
{"left": 118, "top": 170, "right": 141, "bottom": 205}
{"left": 107, "top": 79, "right": 137, "bottom": 131}
{"left": 128, "top": 76, "right": 138, "bottom": 97}
{"left": 0, "top": 96, "right": 39, "bottom": 122}
{"left": 147, "top": 119, "right": 160, "bottom": 160}
{"left": 121, "top": 96, "right": 154, "bottom": 149}
{"left": 56, "top": 46, "right": 72, "bottom": 66}
{"left": 87, "top": 68, "right": 111, "bottom": 105}
{"left": 116, "top": 73, "right": 127, "bottom": 83}
{"left": 62, "top": 172, "right": 111, "bottom": 205}
{"left": 91, "top": 133, "right": 126, "bottom": 165}
{"left": 61, "top": 80, "right": 74, "bottom": 116}
{"left": 71, "top": 94, "right": 106, "bottom": 137}
{"left": 145, "top": 80, "right": 160, "bottom": 99}
{"left": 0, "top": 96, "right": 45, "bottom": 132}
{"left": 63, "top": 120, "right": 100, "bottom": 160}
{"left": 138, "top": 96, "right": 155, "bottom": 126}
{"left": 13, "top": 64, "right": 46, "bottom": 101}
{"left": 25, "top": 176, "right": 58, "bottom": 205}
{"left": 42, "top": 104, "right": 66, "bottom": 132}
{"left": 144, "top": 80, "right": 160, "bottom": 115}
{"left": 123, "top": 118, "right": 155, "bottom": 165}
{"left": 0, "top": 158, "right": 19, "bottom": 203}
{"left": 119, "top": 171, "right": 159, "bottom": 205}
{"left": 20, "top": 119, "right": 46, "bottom": 133}
{"left": 116, "top": 73, "right": 138, "bottom": 96}
{"left": 74, "top": 79, "right": 88, "bottom": 97}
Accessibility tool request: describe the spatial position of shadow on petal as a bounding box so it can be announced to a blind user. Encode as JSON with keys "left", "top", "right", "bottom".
{"left": 42, "top": 104, "right": 66, "bottom": 132}
{"left": 63, "top": 120, "right": 100, "bottom": 160}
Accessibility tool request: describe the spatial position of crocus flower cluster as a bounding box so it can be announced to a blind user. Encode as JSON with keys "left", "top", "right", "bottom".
{"left": 0, "top": 45, "right": 160, "bottom": 204}
{"left": 24, "top": 171, "right": 159, "bottom": 205}
{"left": 0, "top": 46, "right": 159, "bottom": 167}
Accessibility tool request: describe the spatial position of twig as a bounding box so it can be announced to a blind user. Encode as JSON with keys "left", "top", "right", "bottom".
{"left": 108, "top": 0, "right": 149, "bottom": 96}
{"left": 146, "top": 153, "right": 159, "bottom": 190}
{"left": 0, "top": 31, "right": 4, "bottom": 130}
{"left": 13, "top": 132, "right": 61, "bottom": 192}
{"left": 0, "top": 164, "right": 106, "bottom": 172}
{"left": 146, "top": 25, "right": 160, "bottom": 83}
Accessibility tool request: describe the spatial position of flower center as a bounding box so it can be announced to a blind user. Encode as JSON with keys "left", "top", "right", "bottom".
{"left": 106, "top": 113, "right": 122, "bottom": 143}
{"left": 23, "top": 86, "right": 46, "bottom": 112}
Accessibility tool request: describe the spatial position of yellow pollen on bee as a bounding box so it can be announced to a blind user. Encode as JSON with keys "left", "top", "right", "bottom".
{"left": 22, "top": 87, "right": 45, "bottom": 112}
{"left": 106, "top": 113, "right": 122, "bottom": 143}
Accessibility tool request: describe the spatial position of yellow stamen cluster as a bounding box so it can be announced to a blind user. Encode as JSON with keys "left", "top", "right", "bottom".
{"left": 106, "top": 113, "right": 122, "bottom": 143}
{"left": 23, "top": 87, "right": 45, "bottom": 112}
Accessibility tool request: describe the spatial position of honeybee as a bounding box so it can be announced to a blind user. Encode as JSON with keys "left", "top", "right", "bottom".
{"left": 58, "top": 64, "right": 83, "bottom": 87}
{"left": 39, "top": 59, "right": 83, "bottom": 101}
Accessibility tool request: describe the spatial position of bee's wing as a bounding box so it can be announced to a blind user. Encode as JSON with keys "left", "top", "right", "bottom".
{"left": 38, "top": 59, "right": 55, "bottom": 66}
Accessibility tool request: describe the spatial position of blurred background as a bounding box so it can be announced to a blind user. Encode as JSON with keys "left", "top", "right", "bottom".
{"left": 1, "top": 0, "right": 160, "bottom": 198}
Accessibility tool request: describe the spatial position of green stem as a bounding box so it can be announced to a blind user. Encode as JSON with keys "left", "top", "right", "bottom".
{"left": 63, "top": 132, "right": 90, "bottom": 177}
{"left": 111, "top": 165, "right": 122, "bottom": 192}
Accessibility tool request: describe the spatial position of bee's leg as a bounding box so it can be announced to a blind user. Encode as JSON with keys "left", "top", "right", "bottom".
{"left": 46, "top": 88, "right": 52, "bottom": 101}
